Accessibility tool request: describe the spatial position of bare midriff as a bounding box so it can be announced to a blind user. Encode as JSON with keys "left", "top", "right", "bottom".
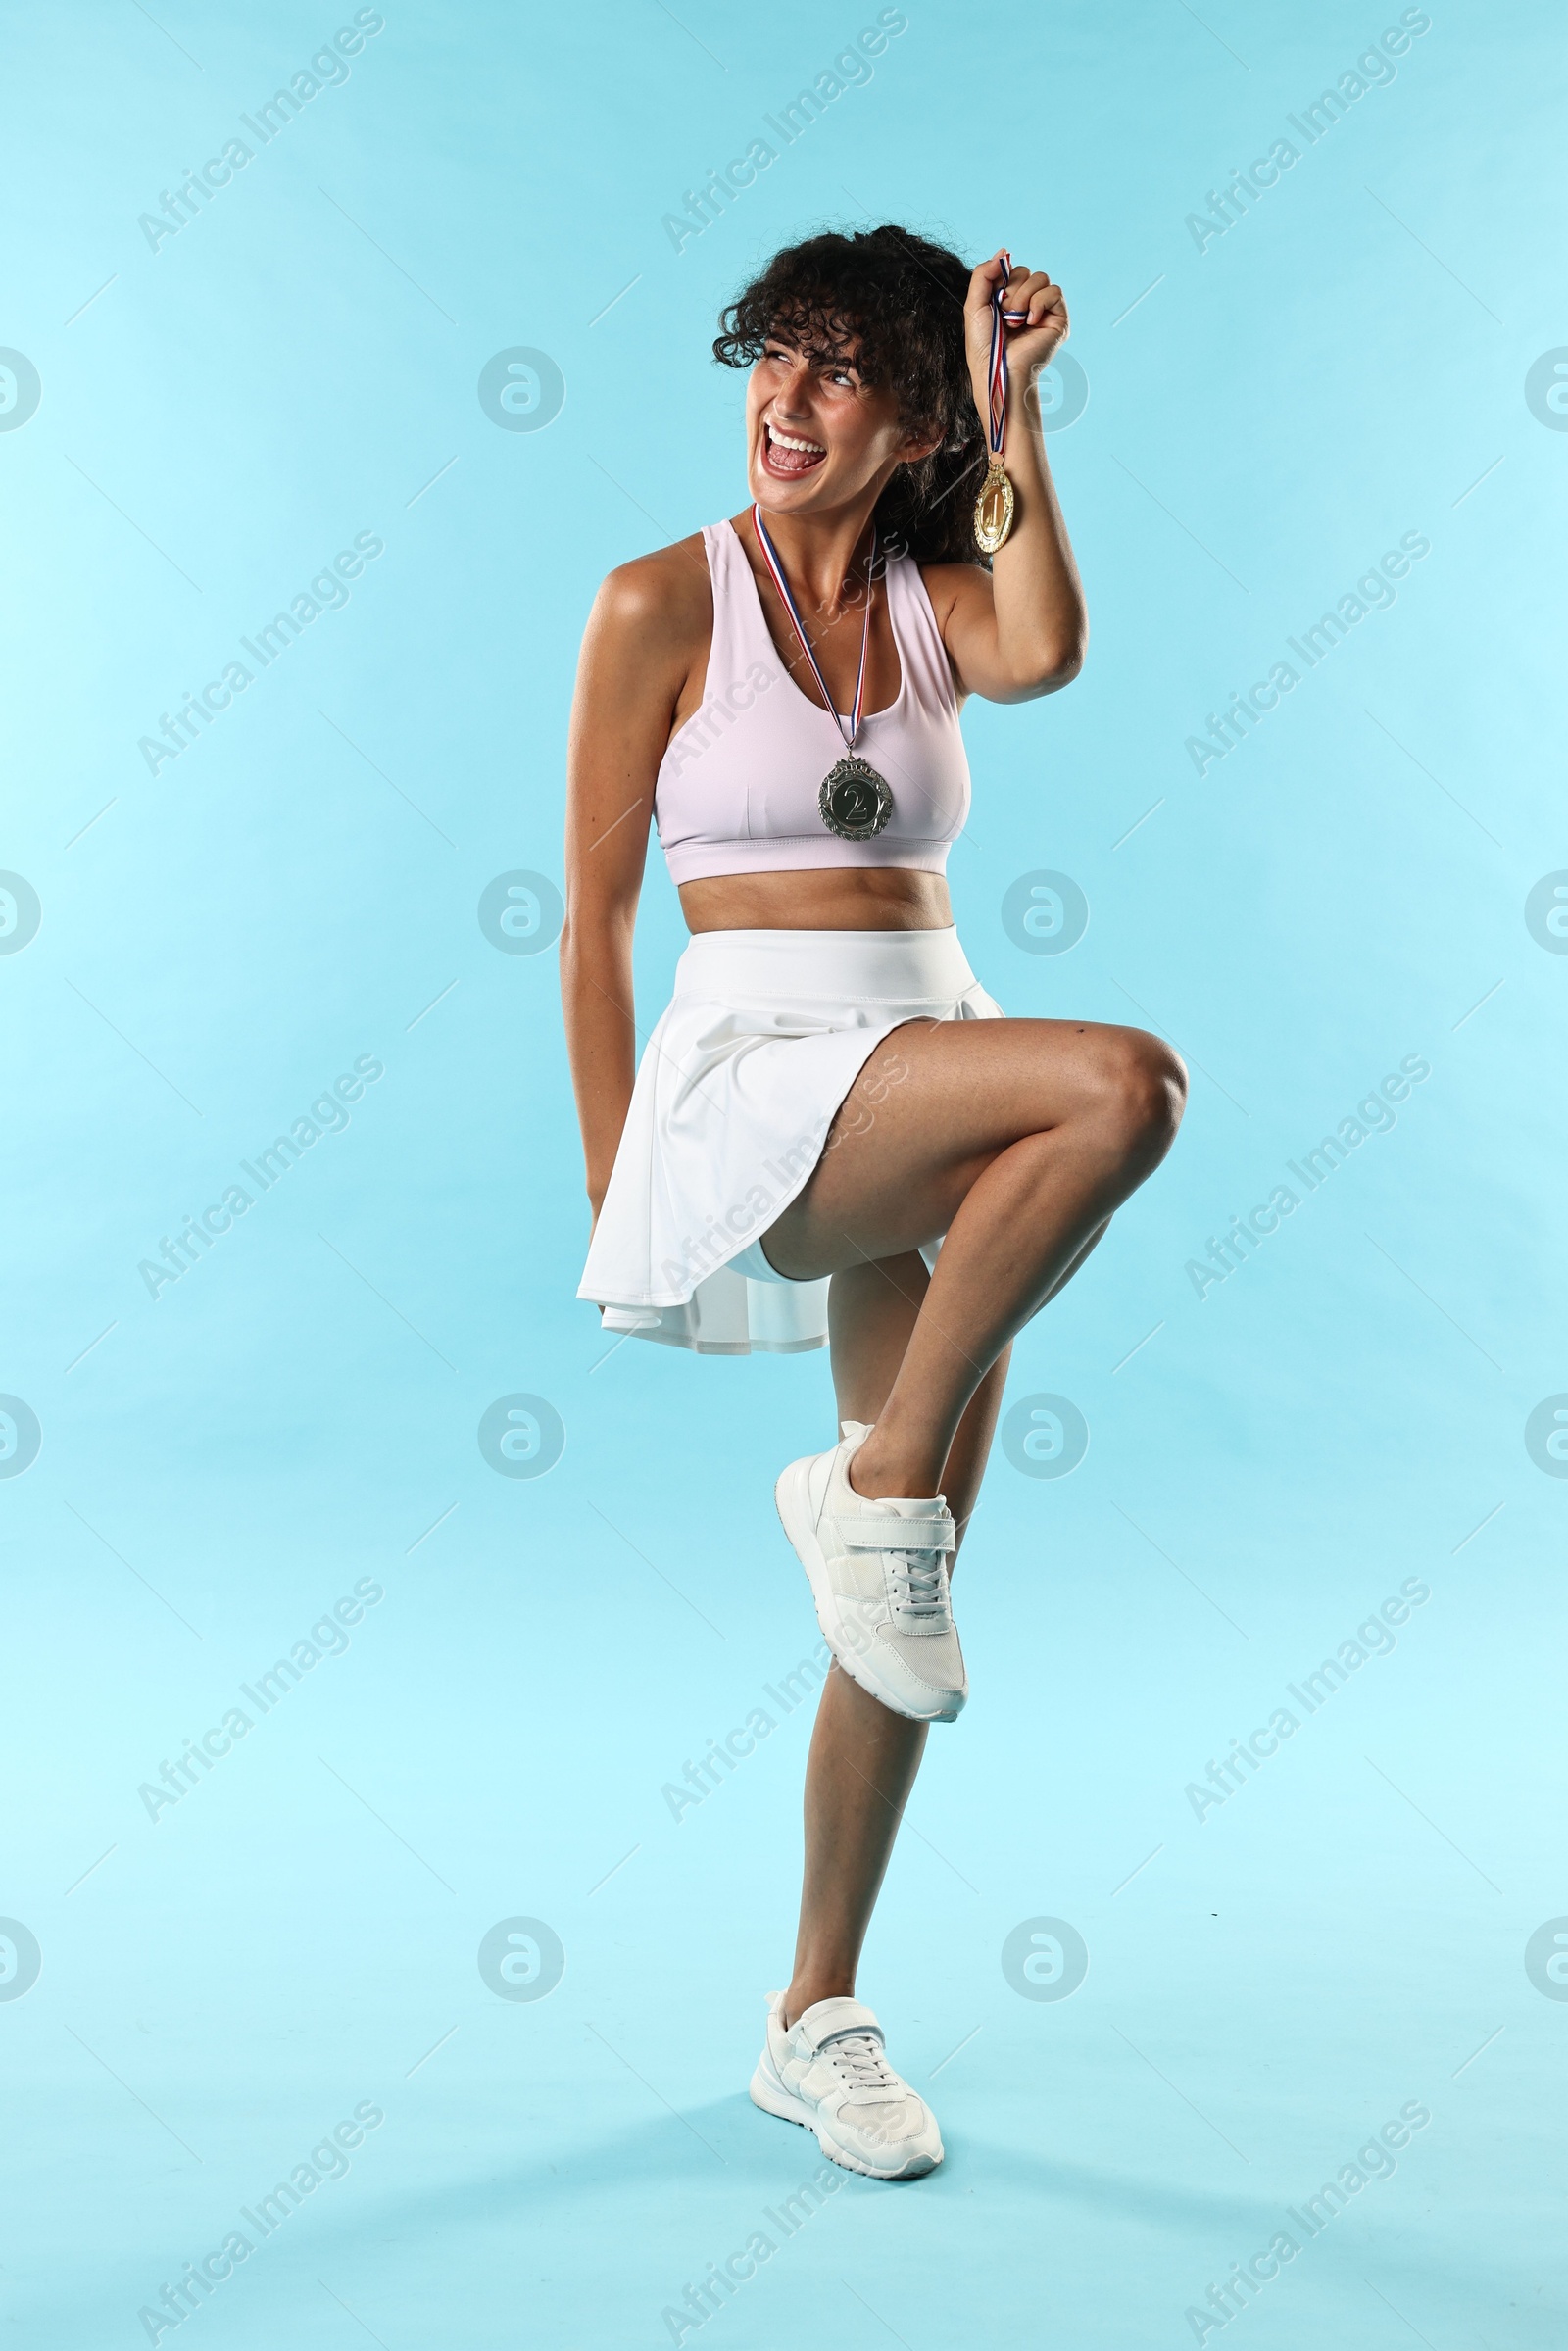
{"left": 678, "top": 867, "right": 954, "bottom": 934}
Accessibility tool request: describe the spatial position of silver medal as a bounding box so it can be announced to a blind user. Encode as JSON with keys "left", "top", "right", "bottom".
{"left": 819, "top": 755, "right": 894, "bottom": 841}
{"left": 752, "top": 506, "right": 896, "bottom": 845}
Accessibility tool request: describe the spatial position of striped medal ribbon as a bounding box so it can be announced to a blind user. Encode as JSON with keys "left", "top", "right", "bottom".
{"left": 975, "top": 250, "right": 1030, "bottom": 557}
{"left": 751, "top": 501, "right": 894, "bottom": 841}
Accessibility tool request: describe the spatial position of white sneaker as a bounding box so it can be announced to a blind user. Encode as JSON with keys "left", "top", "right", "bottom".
{"left": 749, "top": 1991, "right": 944, "bottom": 2179}
{"left": 774, "top": 1419, "right": 966, "bottom": 1722}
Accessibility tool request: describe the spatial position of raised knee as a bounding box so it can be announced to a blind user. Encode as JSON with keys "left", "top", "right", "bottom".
{"left": 1096, "top": 1028, "right": 1187, "bottom": 1155}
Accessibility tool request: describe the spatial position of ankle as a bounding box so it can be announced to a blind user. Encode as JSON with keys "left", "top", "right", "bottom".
{"left": 782, "top": 1975, "right": 855, "bottom": 2030}
{"left": 849, "top": 1434, "right": 942, "bottom": 1502}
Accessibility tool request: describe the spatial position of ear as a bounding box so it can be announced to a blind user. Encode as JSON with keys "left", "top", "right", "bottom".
{"left": 897, "top": 423, "right": 945, "bottom": 464}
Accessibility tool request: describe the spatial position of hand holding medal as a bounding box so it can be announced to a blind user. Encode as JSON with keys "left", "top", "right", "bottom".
{"left": 966, "top": 250, "right": 1070, "bottom": 557}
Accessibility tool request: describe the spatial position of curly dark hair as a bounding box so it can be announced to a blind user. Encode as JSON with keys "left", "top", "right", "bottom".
{"left": 713, "top": 224, "right": 986, "bottom": 567}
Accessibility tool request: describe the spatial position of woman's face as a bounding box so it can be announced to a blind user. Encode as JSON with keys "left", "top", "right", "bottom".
{"left": 746, "top": 329, "right": 938, "bottom": 517}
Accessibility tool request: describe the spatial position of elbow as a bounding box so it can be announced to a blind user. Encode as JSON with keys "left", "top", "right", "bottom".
{"left": 1006, "top": 633, "right": 1086, "bottom": 700}
{"left": 560, "top": 893, "right": 637, "bottom": 963}
{"left": 1001, "top": 615, "right": 1086, "bottom": 696}
{"left": 1036, "top": 615, "right": 1089, "bottom": 692}
{"left": 1036, "top": 641, "right": 1085, "bottom": 694}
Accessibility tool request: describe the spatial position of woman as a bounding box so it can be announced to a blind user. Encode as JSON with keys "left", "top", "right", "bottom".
{"left": 563, "top": 225, "right": 1186, "bottom": 2180}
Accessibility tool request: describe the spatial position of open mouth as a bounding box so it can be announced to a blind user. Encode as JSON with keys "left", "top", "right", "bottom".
{"left": 761, "top": 418, "right": 827, "bottom": 478}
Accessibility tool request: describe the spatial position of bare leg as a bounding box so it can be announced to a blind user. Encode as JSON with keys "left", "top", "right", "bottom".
{"left": 773, "top": 1016, "right": 1183, "bottom": 2023}
{"left": 765, "top": 1018, "right": 1186, "bottom": 1497}
{"left": 780, "top": 1233, "right": 1110, "bottom": 2023}
{"left": 827, "top": 1250, "right": 1017, "bottom": 1545}
{"left": 783, "top": 1252, "right": 1003, "bottom": 2024}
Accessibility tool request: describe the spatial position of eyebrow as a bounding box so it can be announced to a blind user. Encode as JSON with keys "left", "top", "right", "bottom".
{"left": 763, "top": 336, "right": 863, "bottom": 374}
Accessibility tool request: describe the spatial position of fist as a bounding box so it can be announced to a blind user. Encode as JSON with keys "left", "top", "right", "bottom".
{"left": 964, "top": 251, "right": 1069, "bottom": 405}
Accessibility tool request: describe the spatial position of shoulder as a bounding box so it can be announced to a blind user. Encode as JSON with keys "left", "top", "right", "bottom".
{"left": 593, "top": 535, "right": 710, "bottom": 642}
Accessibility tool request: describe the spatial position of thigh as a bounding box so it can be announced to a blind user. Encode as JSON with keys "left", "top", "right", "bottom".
{"left": 764, "top": 1014, "right": 1135, "bottom": 1277}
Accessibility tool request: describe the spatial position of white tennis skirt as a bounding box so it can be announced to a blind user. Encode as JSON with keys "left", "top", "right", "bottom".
{"left": 577, "top": 925, "right": 1004, "bottom": 1355}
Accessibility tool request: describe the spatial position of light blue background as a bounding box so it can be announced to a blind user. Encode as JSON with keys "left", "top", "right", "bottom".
{"left": 3, "top": 1, "right": 1565, "bottom": 2344}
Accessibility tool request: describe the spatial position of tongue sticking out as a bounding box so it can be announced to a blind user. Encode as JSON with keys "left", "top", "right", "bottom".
{"left": 767, "top": 430, "right": 825, "bottom": 475}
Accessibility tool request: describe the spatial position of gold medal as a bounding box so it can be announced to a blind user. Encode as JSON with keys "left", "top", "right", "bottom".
{"left": 976, "top": 252, "right": 1027, "bottom": 559}
{"left": 974, "top": 458, "right": 1014, "bottom": 557}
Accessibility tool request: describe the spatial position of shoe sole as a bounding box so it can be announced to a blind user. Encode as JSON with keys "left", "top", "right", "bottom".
{"left": 749, "top": 2059, "right": 943, "bottom": 2180}
{"left": 774, "top": 1454, "right": 964, "bottom": 1725}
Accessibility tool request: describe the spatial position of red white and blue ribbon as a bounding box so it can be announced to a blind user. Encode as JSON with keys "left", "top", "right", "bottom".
{"left": 986, "top": 249, "right": 1031, "bottom": 461}
{"left": 752, "top": 502, "right": 876, "bottom": 750}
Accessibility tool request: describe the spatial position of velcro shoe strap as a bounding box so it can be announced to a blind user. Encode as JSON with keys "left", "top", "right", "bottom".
{"left": 830, "top": 1514, "right": 955, "bottom": 1552}
{"left": 797, "top": 1996, "right": 884, "bottom": 2051}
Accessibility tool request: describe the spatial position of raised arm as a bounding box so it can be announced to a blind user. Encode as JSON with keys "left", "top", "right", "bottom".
{"left": 923, "top": 252, "right": 1088, "bottom": 705}
{"left": 560, "top": 548, "right": 704, "bottom": 1224}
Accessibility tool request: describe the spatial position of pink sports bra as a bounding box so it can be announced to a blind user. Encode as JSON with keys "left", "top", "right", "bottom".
{"left": 653, "top": 518, "right": 971, "bottom": 886}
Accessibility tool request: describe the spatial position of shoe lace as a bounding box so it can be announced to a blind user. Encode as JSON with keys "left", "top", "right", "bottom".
{"left": 888, "top": 1545, "right": 952, "bottom": 1622}
{"left": 828, "top": 2032, "right": 896, "bottom": 2092}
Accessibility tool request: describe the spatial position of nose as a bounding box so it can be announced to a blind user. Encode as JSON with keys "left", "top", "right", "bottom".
{"left": 769, "top": 357, "right": 814, "bottom": 417}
